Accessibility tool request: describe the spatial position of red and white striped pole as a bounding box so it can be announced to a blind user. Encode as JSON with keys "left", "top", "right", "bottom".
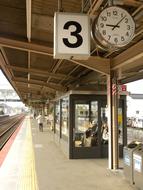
{"left": 112, "top": 80, "right": 119, "bottom": 170}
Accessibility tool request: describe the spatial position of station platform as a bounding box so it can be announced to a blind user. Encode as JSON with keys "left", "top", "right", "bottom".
{"left": 0, "top": 116, "right": 136, "bottom": 190}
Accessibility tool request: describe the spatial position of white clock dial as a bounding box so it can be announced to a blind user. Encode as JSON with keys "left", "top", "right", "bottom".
{"left": 93, "top": 6, "right": 135, "bottom": 49}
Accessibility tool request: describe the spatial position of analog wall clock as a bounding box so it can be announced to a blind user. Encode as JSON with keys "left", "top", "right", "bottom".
{"left": 92, "top": 6, "right": 135, "bottom": 50}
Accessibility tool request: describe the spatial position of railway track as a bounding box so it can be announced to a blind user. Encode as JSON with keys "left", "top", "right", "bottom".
{"left": 0, "top": 114, "right": 25, "bottom": 149}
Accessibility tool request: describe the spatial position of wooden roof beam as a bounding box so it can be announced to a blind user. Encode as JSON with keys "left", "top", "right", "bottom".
{"left": 7, "top": 65, "right": 70, "bottom": 80}
{"left": 13, "top": 77, "right": 66, "bottom": 92}
{"left": 26, "top": 0, "right": 31, "bottom": 42}
{"left": 88, "top": 0, "right": 104, "bottom": 15}
{"left": 124, "top": 0, "right": 142, "bottom": 7}
{"left": 119, "top": 71, "right": 143, "bottom": 84}
{"left": 17, "top": 86, "right": 55, "bottom": 99}
{"left": 15, "top": 80, "right": 56, "bottom": 93}
{"left": 26, "top": 0, "right": 32, "bottom": 88}
{"left": 0, "top": 36, "right": 53, "bottom": 56}
{"left": 41, "top": 59, "right": 64, "bottom": 93}
{"left": 0, "top": 37, "right": 110, "bottom": 75}
{"left": 111, "top": 40, "right": 143, "bottom": 70}
{"left": 70, "top": 56, "right": 110, "bottom": 75}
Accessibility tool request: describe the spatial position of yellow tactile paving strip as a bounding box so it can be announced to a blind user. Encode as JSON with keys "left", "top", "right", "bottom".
{"left": 17, "top": 118, "right": 39, "bottom": 190}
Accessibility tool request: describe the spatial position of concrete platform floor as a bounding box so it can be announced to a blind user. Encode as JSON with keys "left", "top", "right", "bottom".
{"left": 31, "top": 119, "right": 137, "bottom": 190}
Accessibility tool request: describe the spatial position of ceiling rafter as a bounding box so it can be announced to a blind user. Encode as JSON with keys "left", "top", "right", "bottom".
{"left": 119, "top": 71, "right": 143, "bottom": 84}
{"left": 124, "top": 0, "right": 142, "bottom": 7}
{"left": 16, "top": 83, "right": 41, "bottom": 90}
{"left": 26, "top": 0, "right": 31, "bottom": 89}
{"left": 20, "top": 91, "right": 53, "bottom": 99}
{"left": 68, "top": 71, "right": 103, "bottom": 87}
{"left": 7, "top": 65, "right": 72, "bottom": 80}
{"left": 0, "top": 36, "right": 110, "bottom": 75}
{"left": 13, "top": 77, "right": 67, "bottom": 92}
{"left": 70, "top": 56, "right": 110, "bottom": 75}
{"left": 88, "top": 0, "right": 104, "bottom": 15}
{"left": 32, "top": 13, "right": 53, "bottom": 32}
{"left": 0, "top": 36, "right": 53, "bottom": 56}
{"left": 16, "top": 85, "right": 55, "bottom": 99}
{"left": 15, "top": 80, "right": 56, "bottom": 93}
{"left": 59, "top": 65, "right": 80, "bottom": 84}
{"left": 26, "top": 0, "right": 31, "bottom": 42}
{"left": 111, "top": 40, "right": 143, "bottom": 70}
{"left": 65, "top": 68, "right": 90, "bottom": 87}
{"left": 41, "top": 59, "right": 63, "bottom": 93}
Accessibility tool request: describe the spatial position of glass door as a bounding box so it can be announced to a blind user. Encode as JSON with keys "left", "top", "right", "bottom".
{"left": 74, "top": 103, "right": 90, "bottom": 147}
{"left": 72, "top": 100, "right": 100, "bottom": 158}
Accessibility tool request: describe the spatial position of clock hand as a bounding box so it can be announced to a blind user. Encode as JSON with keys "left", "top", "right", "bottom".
{"left": 106, "top": 24, "right": 120, "bottom": 28}
{"left": 112, "top": 15, "right": 126, "bottom": 30}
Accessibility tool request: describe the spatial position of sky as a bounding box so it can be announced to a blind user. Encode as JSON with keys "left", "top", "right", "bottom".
{"left": 126, "top": 79, "right": 143, "bottom": 117}
{"left": 127, "top": 79, "right": 143, "bottom": 94}
{"left": 0, "top": 70, "right": 25, "bottom": 107}
{"left": 0, "top": 70, "right": 13, "bottom": 89}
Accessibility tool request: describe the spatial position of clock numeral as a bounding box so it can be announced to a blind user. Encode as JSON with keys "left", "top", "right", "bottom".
{"left": 108, "top": 35, "right": 111, "bottom": 40}
{"left": 114, "top": 38, "right": 118, "bottom": 43}
{"left": 101, "top": 16, "right": 107, "bottom": 21}
{"left": 107, "top": 12, "right": 111, "bottom": 17}
{"left": 100, "top": 23, "right": 104, "bottom": 28}
{"left": 102, "top": 30, "right": 106, "bottom": 35}
{"left": 121, "top": 36, "right": 125, "bottom": 41}
{"left": 121, "top": 13, "right": 124, "bottom": 17}
{"left": 127, "top": 25, "right": 131, "bottom": 30}
{"left": 125, "top": 18, "right": 128, "bottom": 23}
{"left": 113, "top": 10, "right": 118, "bottom": 16}
{"left": 126, "top": 32, "right": 129, "bottom": 36}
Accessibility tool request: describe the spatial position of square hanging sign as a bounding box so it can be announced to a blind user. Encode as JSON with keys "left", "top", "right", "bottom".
{"left": 54, "top": 12, "right": 90, "bottom": 60}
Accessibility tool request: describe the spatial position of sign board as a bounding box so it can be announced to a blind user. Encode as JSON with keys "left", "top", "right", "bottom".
{"left": 118, "top": 85, "right": 128, "bottom": 95}
{"left": 54, "top": 12, "right": 90, "bottom": 60}
{"left": 121, "top": 85, "right": 127, "bottom": 91}
{"left": 133, "top": 154, "right": 142, "bottom": 172}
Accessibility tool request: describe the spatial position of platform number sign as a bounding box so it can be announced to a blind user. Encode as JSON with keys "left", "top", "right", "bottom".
{"left": 54, "top": 12, "right": 90, "bottom": 60}
{"left": 63, "top": 21, "right": 83, "bottom": 48}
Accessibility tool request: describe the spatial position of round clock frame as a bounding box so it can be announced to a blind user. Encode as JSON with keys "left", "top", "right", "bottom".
{"left": 92, "top": 6, "right": 135, "bottom": 50}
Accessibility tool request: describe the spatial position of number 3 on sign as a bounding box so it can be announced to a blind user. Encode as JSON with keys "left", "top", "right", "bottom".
{"left": 54, "top": 12, "right": 90, "bottom": 60}
{"left": 63, "top": 21, "right": 83, "bottom": 48}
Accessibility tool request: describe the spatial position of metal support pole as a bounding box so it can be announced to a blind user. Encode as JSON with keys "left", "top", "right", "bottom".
{"left": 107, "top": 75, "right": 113, "bottom": 169}
{"left": 112, "top": 78, "right": 119, "bottom": 170}
{"left": 58, "top": 0, "right": 63, "bottom": 12}
{"left": 107, "top": 74, "right": 119, "bottom": 170}
{"left": 81, "top": 0, "right": 84, "bottom": 13}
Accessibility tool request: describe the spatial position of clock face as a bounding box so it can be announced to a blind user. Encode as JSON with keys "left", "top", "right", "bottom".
{"left": 96, "top": 6, "right": 135, "bottom": 48}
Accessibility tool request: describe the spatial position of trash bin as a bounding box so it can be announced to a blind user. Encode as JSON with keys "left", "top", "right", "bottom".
{"left": 123, "top": 141, "right": 142, "bottom": 184}
{"left": 133, "top": 146, "right": 143, "bottom": 190}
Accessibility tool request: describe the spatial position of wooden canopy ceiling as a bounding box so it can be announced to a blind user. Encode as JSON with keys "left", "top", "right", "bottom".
{"left": 0, "top": 0, "right": 143, "bottom": 106}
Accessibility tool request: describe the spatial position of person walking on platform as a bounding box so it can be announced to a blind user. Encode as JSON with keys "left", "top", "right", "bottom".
{"left": 36, "top": 113, "right": 44, "bottom": 132}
